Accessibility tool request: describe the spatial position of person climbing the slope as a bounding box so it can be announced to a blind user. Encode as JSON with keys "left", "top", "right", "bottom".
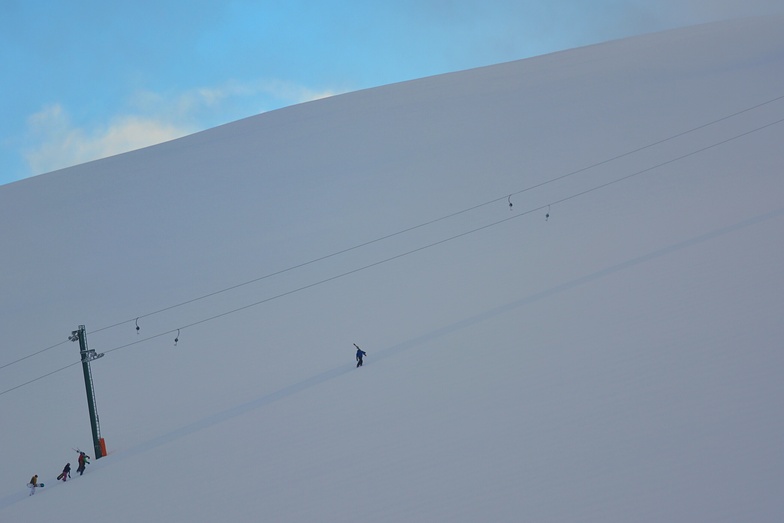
{"left": 354, "top": 343, "right": 367, "bottom": 367}
{"left": 77, "top": 451, "right": 90, "bottom": 476}
{"left": 28, "top": 474, "right": 40, "bottom": 496}
{"left": 57, "top": 463, "right": 71, "bottom": 482}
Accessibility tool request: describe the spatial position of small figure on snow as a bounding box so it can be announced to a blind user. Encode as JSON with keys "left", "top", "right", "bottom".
{"left": 77, "top": 451, "right": 90, "bottom": 476}
{"left": 354, "top": 343, "right": 367, "bottom": 367}
{"left": 57, "top": 463, "right": 71, "bottom": 482}
{"left": 28, "top": 474, "right": 39, "bottom": 496}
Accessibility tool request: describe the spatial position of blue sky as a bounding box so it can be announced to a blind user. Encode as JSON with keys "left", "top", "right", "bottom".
{"left": 2, "top": 0, "right": 781, "bottom": 185}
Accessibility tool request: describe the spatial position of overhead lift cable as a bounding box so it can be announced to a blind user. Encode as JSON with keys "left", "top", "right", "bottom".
{"left": 89, "top": 93, "right": 784, "bottom": 337}
{"left": 95, "top": 115, "right": 784, "bottom": 358}
{"left": 2, "top": 114, "right": 782, "bottom": 397}
{"left": 3, "top": 94, "right": 784, "bottom": 372}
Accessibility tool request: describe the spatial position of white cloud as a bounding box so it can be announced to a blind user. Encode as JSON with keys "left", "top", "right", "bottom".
{"left": 23, "top": 104, "right": 193, "bottom": 175}
{"left": 23, "top": 80, "right": 343, "bottom": 176}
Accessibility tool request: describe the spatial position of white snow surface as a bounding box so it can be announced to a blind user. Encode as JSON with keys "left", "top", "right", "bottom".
{"left": 2, "top": 16, "right": 784, "bottom": 522}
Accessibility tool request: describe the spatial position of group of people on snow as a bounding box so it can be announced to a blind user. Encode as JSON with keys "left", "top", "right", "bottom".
{"left": 29, "top": 344, "right": 367, "bottom": 497}
{"left": 28, "top": 451, "right": 90, "bottom": 496}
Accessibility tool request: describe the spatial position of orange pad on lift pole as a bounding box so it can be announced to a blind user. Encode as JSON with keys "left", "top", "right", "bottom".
{"left": 99, "top": 438, "right": 107, "bottom": 457}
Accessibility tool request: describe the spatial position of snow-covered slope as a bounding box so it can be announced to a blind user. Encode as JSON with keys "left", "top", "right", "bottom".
{"left": 2, "top": 16, "right": 783, "bottom": 522}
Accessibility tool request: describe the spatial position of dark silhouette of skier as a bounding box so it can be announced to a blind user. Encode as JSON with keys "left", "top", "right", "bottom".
{"left": 354, "top": 343, "right": 366, "bottom": 367}
{"left": 57, "top": 463, "right": 71, "bottom": 482}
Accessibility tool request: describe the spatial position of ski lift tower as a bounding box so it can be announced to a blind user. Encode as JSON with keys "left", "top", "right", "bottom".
{"left": 69, "top": 325, "right": 107, "bottom": 459}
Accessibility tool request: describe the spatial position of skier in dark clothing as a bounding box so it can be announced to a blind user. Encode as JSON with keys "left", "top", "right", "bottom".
{"left": 57, "top": 463, "right": 71, "bottom": 482}
{"left": 77, "top": 452, "right": 90, "bottom": 476}
{"left": 354, "top": 343, "right": 366, "bottom": 367}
